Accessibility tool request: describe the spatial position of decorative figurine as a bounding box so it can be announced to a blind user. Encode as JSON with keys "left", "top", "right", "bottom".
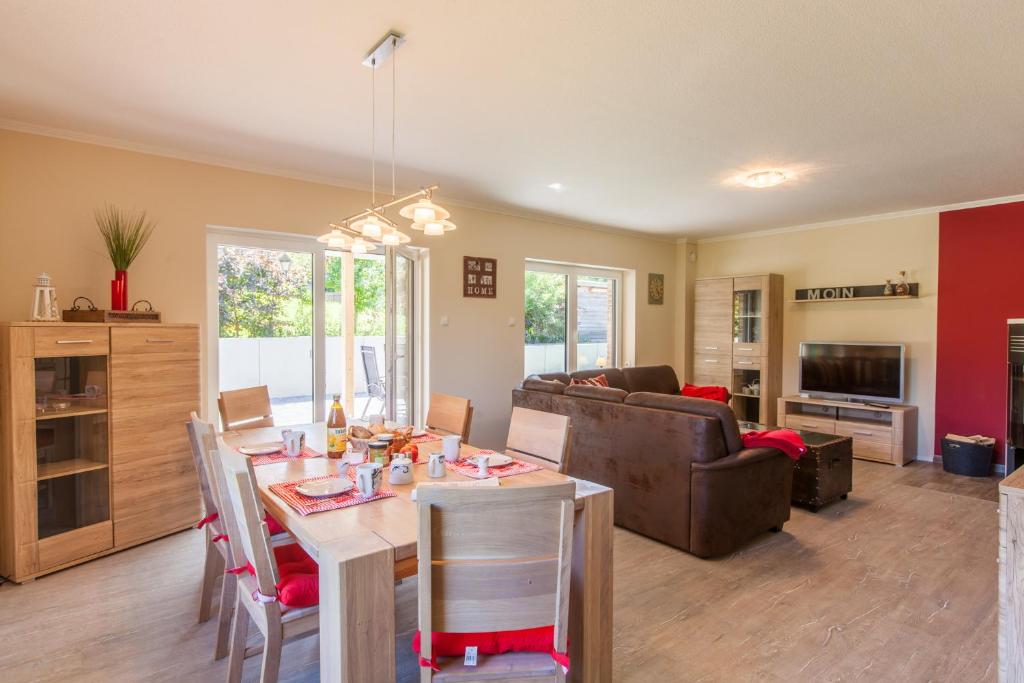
{"left": 894, "top": 271, "right": 910, "bottom": 296}
{"left": 883, "top": 279, "right": 894, "bottom": 296}
{"left": 30, "top": 273, "right": 60, "bottom": 321}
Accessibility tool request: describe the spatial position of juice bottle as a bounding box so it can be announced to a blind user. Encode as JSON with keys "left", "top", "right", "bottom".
{"left": 327, "top": 394, "right": 347, "bottom": 459}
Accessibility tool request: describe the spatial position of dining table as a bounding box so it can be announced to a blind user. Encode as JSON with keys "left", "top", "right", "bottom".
{"left": 221, "top": 422, "right": 614, "bottom": 682}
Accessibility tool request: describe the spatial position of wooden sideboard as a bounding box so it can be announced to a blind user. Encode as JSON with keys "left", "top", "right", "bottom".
{"left": 1000, "top": 466, "right": 1024, "bottom": 681}
{"left": 692, "top": 274, "right": 784, "bottom": 424}
{"left": 0, "top": 322, "right": 200, "bottom": 582}
{"left": 777, "top": 395, "right": 917, "bottom": 466}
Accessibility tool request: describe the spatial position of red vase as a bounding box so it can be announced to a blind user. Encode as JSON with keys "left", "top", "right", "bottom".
{"left": 111, "top": 270, "right": 128, "bottom": 311}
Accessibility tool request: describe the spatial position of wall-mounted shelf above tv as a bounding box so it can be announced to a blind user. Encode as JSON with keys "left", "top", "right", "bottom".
{"left": 788, "top": 295, "right": 917, "bottom": 303}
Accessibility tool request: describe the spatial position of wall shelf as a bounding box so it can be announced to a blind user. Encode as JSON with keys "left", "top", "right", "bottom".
{"left": 787, "top": 295, "right": 917, "bottom": 304}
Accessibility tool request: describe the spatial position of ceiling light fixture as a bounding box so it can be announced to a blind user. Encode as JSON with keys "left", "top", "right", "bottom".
{"left": 318, "top": 31, "right": 456, "bottom": 252}
{"left": 740, "top": 170, "right": 788, "bottom": 189}
{"left": 547, "top": 182, "right": 564, "bottom": 191}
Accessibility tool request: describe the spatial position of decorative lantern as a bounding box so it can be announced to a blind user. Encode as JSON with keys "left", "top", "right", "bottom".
{"left": 31, "top": 273, "right": 60, "bottom": 322}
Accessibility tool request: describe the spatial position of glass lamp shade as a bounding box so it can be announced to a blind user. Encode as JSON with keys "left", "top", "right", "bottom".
{"left": 352, "top": 215, "right": 385, "bottom": 239}
{"left": 381, "top": 228, "right": 411, "bottom": 246}
{"left": 412, "top": 219, "right": 457, "bottom": 236}
{"left": 399, "top": 197, "right": 450, "bottom": 223}
{"left": 350, "top": 238, "right": 370, "bottom": 254}
{"left": 317, "top": 229, "right": 352, "bottom": 249}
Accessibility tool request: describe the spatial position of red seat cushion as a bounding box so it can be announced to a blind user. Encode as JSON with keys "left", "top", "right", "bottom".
{"left": 264, "top": 512, "right": 287, "bottom": 536}
{"left": 232, "top": 543, "right": 319, "bottom": 608}
{"left": 413, "top": 626, "right": 567, "bottom": 671}
{"left": 681, "top": 383, "right": 730, "bottom": 403}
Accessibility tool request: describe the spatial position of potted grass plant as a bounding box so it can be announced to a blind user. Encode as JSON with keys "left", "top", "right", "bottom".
{"left": 95, "top": 205, "right": 157, "bottom": 311}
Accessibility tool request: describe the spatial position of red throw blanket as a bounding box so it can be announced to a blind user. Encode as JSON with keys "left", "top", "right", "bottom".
{"left": 742, "top": 429, "right": 808, "bottom": 461}
{"left": 681, "top": 383, "right": 730, "bottom": 403}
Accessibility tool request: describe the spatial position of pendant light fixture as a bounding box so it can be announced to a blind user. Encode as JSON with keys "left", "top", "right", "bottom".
{"left": 318, "top": 31, "right": 456, "bottom": 251}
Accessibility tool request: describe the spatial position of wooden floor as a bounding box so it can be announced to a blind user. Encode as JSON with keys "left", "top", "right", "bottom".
{"left": 0, "top": 460, "right": 999, "bottom": 682}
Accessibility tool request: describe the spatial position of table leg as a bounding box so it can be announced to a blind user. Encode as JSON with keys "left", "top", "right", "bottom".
{"left": 569, "top": 489, "right": 614, "bottom": 682}
{"left": 319, "top": 534, "right": 396, "bottom": 682}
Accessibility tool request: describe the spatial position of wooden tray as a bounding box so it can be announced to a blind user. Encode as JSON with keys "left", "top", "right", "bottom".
{"left": 62, "top": 309, "right": 162, "bottom": 323}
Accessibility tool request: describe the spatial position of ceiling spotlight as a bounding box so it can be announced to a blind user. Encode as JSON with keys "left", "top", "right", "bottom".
{"left": 740, "top": 170, "right": 788, "bottom": 189}
{"left": 547, "top": 183, "right": 564, "bottom": 191}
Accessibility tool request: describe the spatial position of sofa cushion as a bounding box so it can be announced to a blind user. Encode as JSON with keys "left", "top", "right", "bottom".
{"left": 522, "top": 378, "right": 566, "bottom": 394}
{"left": 623, "top": 365, "right": 680, "bottom": 395}
{"left": 530, "top": 372, "right": 571, "bottom": 385}
{"left": 570, "top": 373, "right": 609, "bottom": 387}
{"left": 570, "top": 368, "right": 628, "bottom": 391}
{"left": 564, "top": 384, "right": 628, "bottom": 403}
{"left": 625, "top": 392, "right": 744, "bottom": 454}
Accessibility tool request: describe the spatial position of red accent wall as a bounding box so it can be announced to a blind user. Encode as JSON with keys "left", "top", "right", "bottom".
{"left": 935, "top": 201, "right": 1024, "bottom": 463}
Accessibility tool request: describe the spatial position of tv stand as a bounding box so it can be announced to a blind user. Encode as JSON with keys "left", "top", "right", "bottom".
{"left": 778, "top": 395, "right": 917, "bottom": 466}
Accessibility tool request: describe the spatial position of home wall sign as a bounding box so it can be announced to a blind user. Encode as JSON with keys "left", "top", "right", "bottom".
{"left": 463, "top": 256, "right": 497, "bottom": 298}
{"left": 793, "top": 282, "right": 919, "bottom": 302}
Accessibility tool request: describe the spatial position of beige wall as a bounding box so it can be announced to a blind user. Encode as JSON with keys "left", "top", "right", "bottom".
{"left": 696, "top": 214, "right": 939, "bottom": 457}
{"left": 0, "top": 130, "right": 677, "bottom": 449}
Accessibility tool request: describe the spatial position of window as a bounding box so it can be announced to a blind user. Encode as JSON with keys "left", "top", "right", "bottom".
{"left": 524, "top": 261, "right": 622, "bottom": 376}
{"left": 207, "top": 229, "right": 421, "bottom": 427}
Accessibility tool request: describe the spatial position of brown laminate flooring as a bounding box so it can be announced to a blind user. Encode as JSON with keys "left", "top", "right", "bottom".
{"left": 0, "top": 460, "right": 999, "bottom": 682}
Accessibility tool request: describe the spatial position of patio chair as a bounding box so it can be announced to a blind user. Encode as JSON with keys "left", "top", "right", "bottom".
{"left": 360, "top": 345, "right": 387, "bottom": 418}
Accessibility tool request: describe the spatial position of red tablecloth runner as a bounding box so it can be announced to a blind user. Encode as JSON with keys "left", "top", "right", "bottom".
{"left": 245, "top": 444, "right": 324, "bottom": 467}
{"left": 268, "top": 473, "right": 396, "bottom": 516}
{"left": 444, "top": 452, "right": 542, "bottom": 480}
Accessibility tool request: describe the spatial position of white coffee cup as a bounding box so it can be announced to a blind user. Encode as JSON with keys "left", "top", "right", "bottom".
{"left": 474, "top": 454, "right": 490, "bottom": 477}
{"left": 355, "top": 463, "right": 383, "bottom": 496}
{"left": 428, "top": 452, "right": 446, "bottom": 478}
{"left": 388, "top": 456, "right": 413, "bottom": 485}
{"left": 282, "top": 430, "right": 304, "bottom": 456}
{"left": 442, "top": 434, "right": 462, "bottom": 462}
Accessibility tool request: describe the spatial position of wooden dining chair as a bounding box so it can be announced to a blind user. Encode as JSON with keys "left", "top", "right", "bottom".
{"left": 425, "top": 392, "right": 473, "bottom": 441}
{"left": 216, "top": 445, "right": 319, "bottom": 683}
{"left": 505, "top": 407, "right": 573, "bottom": 474}
{"left": 416, "top": 482, "right": 576, "bottom": 681}
{"left": 218, "top": 385, "right": 274, "bottom": 431}
{"left": 187, "top": 412, "right": 235, "bottom": 660}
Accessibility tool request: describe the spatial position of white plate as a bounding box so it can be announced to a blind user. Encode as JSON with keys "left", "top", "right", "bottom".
{"left": 239, "top": 443, "right": 284, "bottom": 456}
{"left": 483, "top": 453, "right": 514, "bottom": 468}
{"left": 412, "top": 429, "right": 428, "bottom": 437}
{"left": 295, "top": 479, "right": 354, "bottom": 498}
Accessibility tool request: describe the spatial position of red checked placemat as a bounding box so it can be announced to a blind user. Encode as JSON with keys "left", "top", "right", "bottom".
{"left": 410, "top": 431, "right": 444, "bottom": 445}
{"left": 444, "top": 452, "right": 542, "bottom": 480}
{"left": 268, "top": 473, "right": 396, "bottom": 516}
{"left": 246, "top": 445, "right": 324, "bottom": 467}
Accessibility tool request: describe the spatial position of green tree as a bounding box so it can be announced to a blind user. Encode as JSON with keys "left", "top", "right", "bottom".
{"left": 524, "top": 271, "right": 566, "bottom": 344}
{"left": 218, "top": 247, "right": 312, "bottom": 338}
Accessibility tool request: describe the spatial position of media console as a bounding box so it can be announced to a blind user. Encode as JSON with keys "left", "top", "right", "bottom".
{"left": 778, "top": 395, "right": 918, "bottom": 466}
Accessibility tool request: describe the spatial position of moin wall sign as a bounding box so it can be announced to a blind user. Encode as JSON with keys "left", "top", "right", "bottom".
{"left": 793, "top": 283, "right": 919, "bottom": 301}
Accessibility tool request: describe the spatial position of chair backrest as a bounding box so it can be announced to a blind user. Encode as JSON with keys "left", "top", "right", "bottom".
{"left": 425, "top": 392, "right": 473, "bottom": 441}
{"left": 216, "top": 444, "right": 280, "bottom": 600}
{"left": 361, "top": 345, "right": 382, "bottom": 387}
{"left": 186, "top": 412, "right": 220, "bottom": 518}
{"left": 417, "top": 483, "right": 575, "bottom": 670}
{"left": 506, "top": 407, "right": 572, "bottom": 473}
{"left": 218, "top": 385, "right": 274, "bottom": 430}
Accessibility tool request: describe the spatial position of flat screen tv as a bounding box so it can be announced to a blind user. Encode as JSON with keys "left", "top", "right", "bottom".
{"left": 799, "top": 342, "right": 905, "bottom": 403}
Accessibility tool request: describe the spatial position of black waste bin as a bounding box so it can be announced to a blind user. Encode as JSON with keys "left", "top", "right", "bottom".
{"left": 941, "top": 437, "right": 994, "bottom": 477}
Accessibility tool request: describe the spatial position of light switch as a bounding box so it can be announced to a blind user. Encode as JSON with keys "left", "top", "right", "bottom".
{"left": 440, "top": 315, "right": 449, "bottom": 327}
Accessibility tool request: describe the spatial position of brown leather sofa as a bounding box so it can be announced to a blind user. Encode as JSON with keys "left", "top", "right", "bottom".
{"left": 512, "top": 365, "right": 793, "bottom": 558}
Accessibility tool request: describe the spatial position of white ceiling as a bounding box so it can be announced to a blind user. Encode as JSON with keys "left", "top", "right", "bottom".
{"left": 2, "top": 1, "right": 1023, "bottom": 238}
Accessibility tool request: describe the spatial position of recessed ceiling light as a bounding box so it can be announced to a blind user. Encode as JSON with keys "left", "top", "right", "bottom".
{"left": 547, "top": 182, "right": 564, "bottom": 191}
{"left": 740, "top": 170, "right": 788, "bottom": 189}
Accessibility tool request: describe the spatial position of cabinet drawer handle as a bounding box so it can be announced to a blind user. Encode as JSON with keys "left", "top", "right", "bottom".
{"left": 853, "top": 431, "right": 874, "bottom": 436}
{"left": 738, "top": 347, "right": 754, "bottom": 352}
{"left": 703, "top": 346, "right": 719, "bottom": 351}
{"left": 703, "top": 359, "right": 719, "bottom": 364}
{"left": 146, "top": 338, "right": 176, "bottom": 344}
{"left": 737, "top": 360, "right": 754, "bottom": 365}
{"left": 801, "top": 423, "right": 817, "bottom": 428}
{"left": 56, "top": 339, "right": 94, "bottom": 345}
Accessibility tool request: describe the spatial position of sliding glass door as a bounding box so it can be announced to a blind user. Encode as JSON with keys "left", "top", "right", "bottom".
{"left": 524, "top": 261, "right": 622, "bottom": 376}
{"left": 210, "top": 231, "right": 419, "bottom": 427}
